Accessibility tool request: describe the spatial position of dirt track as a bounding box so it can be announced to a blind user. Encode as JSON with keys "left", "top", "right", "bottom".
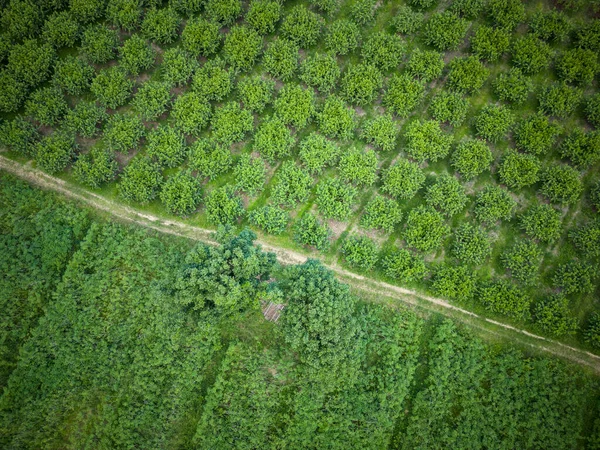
{"left": 2, "top": 154, "right": 600, "bottom": 374}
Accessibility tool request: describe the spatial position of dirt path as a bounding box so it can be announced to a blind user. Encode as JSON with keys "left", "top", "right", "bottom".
{"left": 2, "top": 154, "right": 600, "bottom": 374}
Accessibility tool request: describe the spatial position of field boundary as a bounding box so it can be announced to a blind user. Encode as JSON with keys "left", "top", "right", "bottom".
{"left": 2, "top": 154, "right": 600, "bottom": 374}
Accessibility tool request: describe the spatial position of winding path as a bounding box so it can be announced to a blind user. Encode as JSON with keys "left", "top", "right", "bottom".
{"left": 2, "top": 154, "right": 600, "bottom": 373}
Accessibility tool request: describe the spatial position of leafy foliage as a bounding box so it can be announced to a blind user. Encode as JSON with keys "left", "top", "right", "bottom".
{"left": 298, "top": 132, "right": 339, "bottom": 174}
{"left": 513, "top": 113, "right": 560, "bottom": 155}
{"left": 350, "top": 0, "right": 377, "bottom": 25}
{"left": 280, "top": 5, "right": 323, "bottom": 48}
{"left": 501, "top": 241, "right": 542, "bottom": 285}
{"left": 404, "top": 206, "right": 450, "bottom": 253}
{"left": 380, "top": 248, "right": 426, "bottom": 283}
{"left": 338, "top": 147, "right": 378, "bottom": 186}
{"left": 263, "top": 38, "right": 299, "bottom": 81}
{"left": 478, "top": 279, "right": 531, "bottom": 320}
{"left": 341, "top": 235, "right": 378, "bottom": 270}
{"left": 52, "top": 56, "right": 94, "bottom": 96}
{"left": 558, "top": 128, "right": 600, "bottom": 169}
{"left": 0, "top": 116, "right": 39, "bottom": 155}
{"left": 246, "top": 0, "right": 281, "bottom": 35}
{"left": 381, "top": 159, "right": 425, "bottom": 200}
{"left": 392, "top": 6, "right": 424, "bottom": 35}
{"left": 237, "top": 76, "right": 274, "bottom": 113}
{"left": 132, "top": 81, "right": 172, "bottom": 121}
{"left": 452, "top": 223, "right": 491, "bottom": 265}
{"left": 293, "top": 213, "right": 330, "bottom": 250}
{"left": 103, "top": 113, "right": 145, "bottom": 152}
{"left": 142, "top": 7, "right": 181, "bottom": 44}
{"left": 361, "top": 32, "right": 405, "bottom": 72}
{"left": 471, "top": 25, "right": 510, "bottom": 62}
{"left": 423, "top": 12, "right": 468, "bottom": 51}
{"left": 325, "top": 19, "right": 360, "bottom": 55}
{"left": 146, "top": 125, "right": 186, "bottom": 169}
{"left": 447, "top": 56, "right": 489, "bottom": 94}
{"left": 360, "top": 195, "right": 402, "bottom": 233}
{"left": 73, "top": 147, "right": 118, "bottom": 189}
{"left": 81, "top": 25, "right": 119, "bottom": 64}
{"left": 317, "top": 95, "right": 356, "bottom": 140}
{"left": 249, "top": 205, "right": 290, "bottom": 234}
{"left": 34, "top": 130, "right": 77, "bottom": 174}
{"left": 538, "top": 82, "right": 583, "bottom": 118}
{"left": 161, "top": 47, "right": 198, "bottom": 86}
{"left": 299, "top": 53, "right": 340, "bottom": 93}
{"left": 530, "top": 10, "right": 571, "bottom": 42}
{"left": 91, "top": 67, "right": 133, "bottom": 109}
{"left": 451, "top": 139, "right": 492, "bottom": 180}
{"left": 534, "top": 294, "right": 577, "bottom": 337}
{"left": 42, "top": 11, "right": 80, "bottom": 48}
{"left": 431, "top": 265, "right": 476, "bottom": 301}
{"left": 210, "top": 102, "right": 254, "bottom": 145}
{"left": 253, "top": 115, "right": 295, "bottom": 163}
{"left": 189, "top": 139, "right": 232, "bottom": 180}
{"left": 585, "top": 93, "right": 600, "bottom": 128}
{"left": 273, "top": 84, "right": 315, "bottom": 129}
{"left": 473, "top": 185, "right": 516, "bottom": 225}
{"left": 205, "top": 0, "right": 242, "bottom": 25}
{"left": 316, "top": 177, "right": 357, "bottom": 220}
{"left": 106, "top": 0, "right": 143, "bottom": 31}
{"left": 118, "top": 156, "right": 163, "bottom": 204}
{"left": 159, "top": 170, "right": 202, "bottom": 216}
{"left": 553, "top": 261, "right": 596, "bottom": 295}
{"left": 520, "top": 204, "right": 562, "bottom": 243}
{"left": 205, "top": 186, "right": 244, "bottom": 225}
{"left": 383, "top": 74, "right": 425, "bottom": 118}
{"left": 425, "top": 174, "right": 468, "bottom": 217}
{"left": 555, "top": 48, "right": 598, "bottom": 86}
{"left": 407, "top": 49, "right": 444, "bottom": 82}
{"left": 64, "top": 101, "right": 107, "bottom": 138}
{"left": 341, "top": 63, "right": 383, "bottom": 106}
{"left": 25, "top": 87, "right": 68, "bottom": 127}
{"left": 404, "top": 119, "right": 452, "bottom": 163}
{"left": 360, "top": 114, "right": 398, "bottom": 152}
{"left": 569, "top": 219, "right": 600, "bottom": 258}
{"left": 171, "top": 92, "right": 211, "bottom": 136}
{"left": 69, "top": 0, "right": 106, "bottom": 24}
{"left": 182, "top": 17, "right": 221, "bottom": 57}
{"left": 233, "top": 154, "right": 265, "bottom": 195}
{"left": 540, "top": 165, "right": 583, "bottom": 205}
{"left": 493, "top": 68, "right": 533, "bottom": 104}
{"left": 271, "top": 161, "right": 312, "bottom": 207}
{"left": 192, "top": 57, "right": 232, "bottom": 101}
{"left": 511, "top": 35, "right": 551, "bottom": 74}
{"left": 7, "top": 39, "right": 55, "bottom": 89}
{"left": 498, "top": 150, "right": 541, "bottom": 189}
{"left": 223, "top": 25, "right": 263, "bottom": 72}
{"left": 1, "top": 0, "right": 43, "bottom": 41}
{"left": 475, "top": 104, "right": 514, "bottom": 143}
{"left": 585, "top": 313, "right": 600, "bottom": 349}
{"left": 119, "top": 34, "right": 156, "bottom": 75}
{"left": 429, "top": 92, "right": 468, "bottom": 127}
{"left": 0, "top": 72, "right": 27, "bottom": 113}
{"left": 487, "top": 0, "right": 525, "bottom": 30}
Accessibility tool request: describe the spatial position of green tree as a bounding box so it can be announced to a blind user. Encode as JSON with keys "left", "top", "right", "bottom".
{"left": 530, "top": 10, "right": 571, "bottom": 42}
{"left": 119, "top": 34, "right": 156, "bottom": 75}
{"left": 210, "top": 102, "right": 254, "bottom": 145}
{"left": 223, "top": 25, "right": 263, "bottom": 72}
{"left": 538, "top": 82, "right": 583, "bottom": 118}
{"left": 298, "top": 132, "right": 339, "bottom": 174}
{"left": 1, "top": 0, "right": 42, "bottom": 41}
{"left": 249, "top": 206, "right": 290, "bottom": 235}
{"left": 34, "top": 130, "right": 77, "bottom": 174}
{"left": 52, "top": 56, "right": 95, "bottom": 96}
{"left": 81, "top": 24, "right": 118, "bottom": 64}
{"left": 310, "top": 0, "right": 340, "bottom": 15}
{"left": 280, "top": 5, "right": 323, "bottom": 48}
{"left": 360, "top": 195, "right": 402, "bottom": 233}
{"left": 559, "top": 128, "right": 600, "bottom": 169}
{"left": 360, "top": 114, "right": 398, "bottom": 152}
{"left": 146, "top": 125, "right": 186, "bottom": 168}
{"left": 487, "top": 0, "right": 525, "bottom": 29}
{"left": 299, "top": 53, "right": 341, "bottom": 93}
{"left": 161, "top": 47, "right": 198, "bottom": 87}
{"left": 263, "top": 38, "right": 298, "bottom": 81}
{"left": 170, "top": 0, "right": 204, "bottom": 15}
{"left": 431, "top": 265, "right": 476, "bottom": 301}
{"left": 381, "top": 159, "right": 425, "bottom": 200}
{"left": 132, "top": 81, "right": 172, "bottom": 121}
{"left": 447, "top": 56, "right": 489, "bottom": 94}
{"left": 73, "top": 147, "right": 118, "bottom": 189}
{"left": 478, "top": 279, "right": 531, "bottom": 320}
{"left": 317, "top": 95, "right": 357, "bottom": 140}
{"left": 584, "top": 313, "right": 600, "bottom": 349}
{"left": 189, "top": 139, "right": 232, "bottom": 180}
{"left": 534, "top": 294, "right": 577, "bottom": 337}
{"left": 25, "top": 87, "right": 67, "bottom": 127}
{"left": 407, "top": 49, "right": 444, "bottom": 82}
{"left": 246, "top": 0, "right": 281, "bottom": 35}
{"left": 69, "top": 0, "right": 106, "bottom": 24}
{"left": 553, "top": 261, "right": 596, "bottom": 295}
{"left": 574, "top": 17, "right": 600, "bottom": 51}
{"left": 160, "top": 170, "right": 202, "bottom": 216}
{"left": 452, "top": 223, "right": 492, "bottom": 265}
{"left": 7, "top": 39, "right": 55, "bottom": 88}
{"left": 404, "top": 119, "right": 452, "bottom": 163}
{"left": 325, "top": 19, "right": 360, "bottom": 55}
{"left": 293, "top": 213, "right": 330, "bottom": 250}
{"left": 351, "top": 0, "right": 377, "bottom": 25}
{"left": 192, "top": 57, "right": 232, "bottom": 101}
{"left": 182, "top": 17, "right": 221, "bottom": 57}
{"left": 64, "top": 101, "right": 108, "bottom": 138}
{"left": 253, "top": 115, "right": 295, "bottom": 163}
{"left": 501, "top": 241, "right": 542, "bottom": 285}
{"left": 171, "top": 92, "right": 211, "bottom": 136}
{"left": 234, "top": 154, "right": 265, "bottom": 195}
{"left": 403, "top": 206, "right": 450, "bottom": 253}
{"left": 498, "top": 150, "right": 541, "bottom": 189}
{"left": 273, "top": 84, "right": 315, "bottom": 129}
{"left": 316, "top": 177, "right": 357, "bottom": 221}
{"left": 569, "top": 220, "right": 600, "bottom": 258}
{"left": 237, "top": 76, "right": 274, "bottom": 113}
{"left": 513, "top": 113, "right": 560, "bottom": 155}
{"left": 556, "top": 48, "right": 598, "bottom": 86}
{"left": 540, "top": 165, "right": 583, "bottom": 205}
{"left": 142, "top": 7, "right": 181, "bottom": 44}
{"left": 585, "top": 93, "right": 600, "bottom": 128}
{"left": 0, "top": 116, "right": 38, "bottom": 155}
{"left": 205, "top": 0, "right": 242, "bottom": 25}
{"left": 451, "top": 138, "right": 492, "bottom": 180}
{"left": 205, "top": 185, "right": 244, "bottom": 225}
{"left": 342, "top": 235, "right": 378, "bottom": 270}
{"left": 106, "top": 0, "right": 143, "bottom": 31}
{"left": 493, "top": 68, "right": 533, "bottom": 104}
{"left": 341, "top": 63, "right": 383, "bottom": 106}
{"left": 475, "top": 104, "right": 514, "bottom": 143}
{"left": 339, "top": 147, "right": 378, "bottom": 186}
{"left": 361, "top": 32, "right": 405, "bottom": 72}
{"left": 429, "top": 91, "right": 468, "bottom": 127}
{"left": 511, "top": 35, "right": 552, "bottom": 74}
{"left": 270, "top": 161, "right": 312, "bottom": 207}
{"left": 42, "top": 11, "right": 80, "bottom": 48}
{"left": 392, "top": 6, "right": 423, "bottom": 34}
{"left": 103, "top": 113, "right": 145, "bottom": 152}
{"left": 380, "top": 248, "right": 426, "bottom": 283}
{"left": 473, "top": 185, "right": 516, "bottom": 225}
{"left": 471, "top": 25, "right": 510, "bottom": 62}
{"left": 383, "top": 74, "right": 425, "bottom": 118}
{"left": 425, "top": 174, "right": 468, "bottom": 217}
{"left": 423, "top": 11, "right": 468, "bottom": 51}
{"left": 91, "top": 67, "right": 133, "bottom": 109}
{"left": 520, "top": 204, "right": 562, "bottom": 243}
{"left": 591, "top": 181, "right": 600, "bottom": 212}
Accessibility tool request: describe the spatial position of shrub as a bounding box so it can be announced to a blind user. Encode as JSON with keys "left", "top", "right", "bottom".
{"left": 7, "top": 39, "right": 55, "bottom": 88}
{"left": 205, "top": 0, "right": 242, "bottom": 25}
{"left": 171, "top": 92, "right": 211, "bottom": 136}
{"left": 205, "top": 186, "right": 244, "bottom": 225}
{"left": 404, "top": 119, "right": 452, "bottom": 163}
{"left": 574, "top": 18, "right": 600, "bottom": 52}
{"left": 586, "top": 94, "right": 600, "bottom": 128}
{"left": 25, "top": 87, "right": 68, "bottom": 127}
{"left": 0, "top": 116, "right": 38, "bottom": 155}
{"left": 450, "top": 0, "right": 485, "bottom": 18}
{"left": 407, "top": 50, "right": 444, "bottom": 83}
{"left": 471, "top": 25, "right": 510, "bottom": 62}
{"left": 293, "top": 213, "right": 330, "bottom": 250}
{"left": 381, "top": 159, "right": 425, "bottom": 200}
{"left": 310, "top": 0, "right": 340, "bottom": 15}
{"left": 103, "top": 113, "right": 145, "bottom": 152}
{"left": 409, "top": 0, "right": 437, "bottom": 9}
{"left": 338, "top": 147, "right": 378, "bottom": 186}
{"left": 211, "top": 102, "right": 254, "bottom": 145}
{"left": 351, "top": 0, "right": 377, "bottom": 25}
{"left": 81, "top": 25, "right": 118, "bottom": 64}
{"left": 316, "top": 177, "right": 357, "bottom": 220}
{"left": 223, "top": 25, "right": 263, "bottom": 72}
{"left": 423, "top": 11, "right": 468, "bottom": 51}
{"left": 383, "top": 74, "right": 425, "bottom": 118}
{"left": 119, "top": 35, "right": 156, "bottom": 75}
{"left": 425, "top": 174, "right": 468, "bottom": 217}
{"left": 142, "top": 7, "right": 181, "bottom": 44}
{"left": 534, "top": 294, "right": 577, "bottom": 337}
{"left": 146, "top": 125, "right": 187, "bottom": 169}
{"left": 263, "top": 38, "right": 298, "bottom": 81}
{"left": 501, "top": 241, "right": 542, "bottom": 285}
{"left": 106, "top": 0, "right": 143, "bottom": 31}
{"left": 474, "top": 104, "right": 514, "bottom": 143}
{"left": 520, "top": 204, "right": 562, "bottom": 243}
{"left": 360, "top": 195, "right": 403, "bottom": 233}
{"left": 246, "top": 0, "right": 281, "bottom": 35}
{"left": 253, "top": 115, "right": 295, "bottom": 163}
{"left": 1, "top": 0, "right": 42, "bottom": 41}
{"left": 392, "top": 6, "right": 424, "bottom": 35}
{"left": 233, "top": 154, "right": 266, "bottom": 195}
{"left": 318, "top": 95, "right": 357, "bottom": 140}
{"left": 324, "top": 19, "right": 360, "bottom": 55}
{"left": 403, "top": 206, "right": 450, "bottom": 253}
{"left": 451, "top": 138, "right": 493, "bottom": 180}
{"left": 473, "top": 185, "right": 516, "bottom": 225}
{"left": 160, "top": 171, "right": 202, "bottom": 216}
{"left": 249, "top": 206, "right": 290, "bottom": 235}
{"left": 540, "top": 165, "right": 583, "bottom": 205}
{"left": 498, "top": 150, "right": 540, "bottom": 189}
{"left": 270, "top": 161, "right": 313, "bottom": 207}
{"left": 64, "top": 101, "right": 107, "bottom": 138}
{"left": 237, "top": 76, "right": 274, "bottom": 113}
{"left": 493, "top": 68, "right": 533, "bottom": 104}
{"left": 69, "top": 0, "right": 106, "bottom": 24}
{"left": 429, "top": 92, "right": 468, "bottom": 127}
{"left": 299, "top": 53, "right": 341, "bottom": 93}
{"left": 361, "top": 32, "right": 405, "bottom": 72}
{"left": 91, "top": 67, "right": 133, "bottom": 110}
{"left": 452, "top": 223, "right": 491, "bottom": 265}
{"left": 192, "top": 57, "right": 232, "bottom": 101}
{"left": 511, "top": 35, "right": 552, "bottom": 74}
{"left": 182, "top": 17, "right": 221, "bottom": 57}
{"left": 298, "top": 132, "right": 339, "bottom": 174}
{"left": 559, "top": 128, "right": 600, "bottom": 169}
{"left": 161, "top": 47, "right": 198, "bottom": 86}
{"left": 34, "top": 130, "right": 77, "bottom": 174}
{"left": 273, "top": 84, "right": 315, "bottom": 129}
{"left": 530, "top": 10, "right": 571, "bottom": 42}
{"left": 380, "top": 248, "right": 426, "bottom": 283}
{"left": 538, "top": 82, "right": 583, "bottom": 118}
{"left": 280, "top": 5, "right": 322, "bottom": 48}
{"left": 360, "top": 114, "right": 398, "bottom": 152}
{"left": 584, "top": 313, "right": 600, "bottom": 349}
{"left": 53, "top": 56, "right": 95, "bottom": 96}
{"left": 342, "top": 235, "right": 378, "bottom": 270}
{"left": 487, "top": 0, "right": 525, "bottom": 30}
{"left": 43, "top": 11, "right": 79, "bottom": 48}
{"left": 478, "top": 279, "right": 531, "bottom": 320}
{"left": 569, "top": 220, "right": 600, "bottom": 258}
{"left": 513, "top": 113, "right": 560, "bottom": 155}
{"left": 431, "top": 265, "right": 476, "bottom": 301}
{"left": 447, "top": 56, "right": 489, "bottom": 95}
{"left": 553, "top": 261, "right": 596, "bottom": 295}
{"left": 556, "top": 48, "right": 598, "bottom": 86}
{"left": 73, "top": 146, "right": 118, "bottom": 189}
{"left": 590, "top": 181, "right": 600, "bottom": 212}
{"left": 341, "top": 63, "right": 383, "bottom": 106}
{"left": 189, "top": 139, "right": 232, "bottom": 180}
{"left": 132, "top": 81, "right": 172, "bottom": 121}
